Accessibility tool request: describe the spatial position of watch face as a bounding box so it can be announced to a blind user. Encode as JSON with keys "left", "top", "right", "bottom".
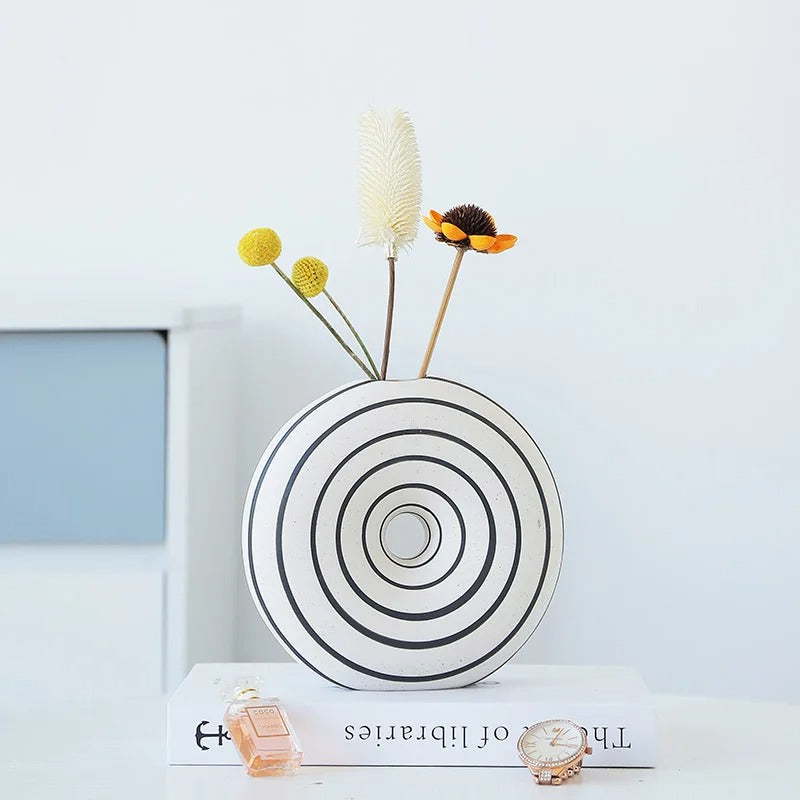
{"left": 518, "top": 720, "right": 585, "bottom": 767}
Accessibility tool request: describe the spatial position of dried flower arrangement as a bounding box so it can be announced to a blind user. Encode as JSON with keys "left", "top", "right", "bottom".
{"left": 238, "top": 108, "right": 516, "bottom": 379}
{"left": 238, "top": 115, "right": 566, "bottom": 693}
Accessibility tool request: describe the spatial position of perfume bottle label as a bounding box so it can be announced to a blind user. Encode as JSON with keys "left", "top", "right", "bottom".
{"left": 244, "top": 705, "right": 290, "bottom": 738}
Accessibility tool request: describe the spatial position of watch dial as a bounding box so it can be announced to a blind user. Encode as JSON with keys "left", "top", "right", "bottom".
{"left": 520, "top": 720, "right": 583, "bottom": 765}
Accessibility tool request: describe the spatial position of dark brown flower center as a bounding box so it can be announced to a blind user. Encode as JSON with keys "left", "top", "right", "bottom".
{"left": 440, "top": 204, "right": 497, "bottom": 237}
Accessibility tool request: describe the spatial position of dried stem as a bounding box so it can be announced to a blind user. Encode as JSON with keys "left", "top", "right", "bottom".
{"left": 418, "top": 248, "right": 466, "bottom": 378}
{"left": 271, "top": 263, "right": 378, "bottom": 380}
{"left": 323, "top": 288, "right": 380, "bottom": 377}
{"left": 380, "top": 256, "right": 396, "bottom": 380}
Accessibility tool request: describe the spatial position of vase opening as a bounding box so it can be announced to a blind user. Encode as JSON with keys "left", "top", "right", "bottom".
{"left": 380, "top": 511, "right": 432, "bottom": 563}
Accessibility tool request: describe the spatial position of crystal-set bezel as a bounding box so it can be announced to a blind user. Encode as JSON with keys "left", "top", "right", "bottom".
{"left": 517, "top": 719, "right": 587, "bottom": 768}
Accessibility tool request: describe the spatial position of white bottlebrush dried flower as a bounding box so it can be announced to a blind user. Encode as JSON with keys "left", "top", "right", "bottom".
{"left": 357, "top": 108, "right": 422, "bottom": 259}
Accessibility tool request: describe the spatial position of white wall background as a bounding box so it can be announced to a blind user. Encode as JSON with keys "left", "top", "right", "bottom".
{"left": 1, "top": 0, "right": 798, "bottom": 702}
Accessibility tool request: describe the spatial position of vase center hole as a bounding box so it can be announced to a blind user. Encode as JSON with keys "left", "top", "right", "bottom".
{"left": 381, "top": 512, "right": 431, "bottom": 563}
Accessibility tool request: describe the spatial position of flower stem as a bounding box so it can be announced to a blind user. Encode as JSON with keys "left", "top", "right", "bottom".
{"left": 323, "top": 288, "right": 380, "bottom": 378}
{"left": 418, "top": 248, "right": 466, "bottom": 378}
{"left": 380, "top": 256, "right": 396, "bottom": 380}
{"left": 271, "top": 262, "right": 378, "bottom": 380}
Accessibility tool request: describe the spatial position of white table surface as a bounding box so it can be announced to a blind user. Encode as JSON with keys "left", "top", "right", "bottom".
{"left": 1, "top": 693, "right": 797, "bottom": 799}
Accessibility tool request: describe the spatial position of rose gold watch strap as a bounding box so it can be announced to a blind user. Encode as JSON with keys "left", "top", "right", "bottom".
{"left": 532, "top": 767, "right": 554, "bottom": 784}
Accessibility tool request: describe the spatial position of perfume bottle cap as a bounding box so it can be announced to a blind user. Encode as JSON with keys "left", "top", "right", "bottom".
{"left": 220, "top": 676, "right": 264, "bottom": 703}
{"left": 233, "top": 687, "right": 260, "bottom": 701}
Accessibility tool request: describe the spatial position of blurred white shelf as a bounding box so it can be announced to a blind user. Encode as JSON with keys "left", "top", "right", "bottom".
{"left": 0, "top": 303, "right": 240, "bottom": 331}
{"left": 0, "top": 306, "right": 241, "bottom": 696}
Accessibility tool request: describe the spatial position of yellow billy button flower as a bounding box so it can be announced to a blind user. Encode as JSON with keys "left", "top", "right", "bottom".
{"left": 238, "top": 227, "right": 282, "bottom": 266}
{"left": 292, "top": 257, "right": 329, "bottom": 298}
{"left": 423, "top": 204, "right": 517, "bottom": 254}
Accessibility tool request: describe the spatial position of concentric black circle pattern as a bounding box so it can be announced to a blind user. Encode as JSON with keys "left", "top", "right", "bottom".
{"left": 243, "top": 378, "right": 564, "bottom": 690}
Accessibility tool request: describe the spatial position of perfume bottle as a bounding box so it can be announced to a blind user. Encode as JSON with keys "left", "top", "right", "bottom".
{"left": 223, "top": 686, "right": 303, "bottom": 777}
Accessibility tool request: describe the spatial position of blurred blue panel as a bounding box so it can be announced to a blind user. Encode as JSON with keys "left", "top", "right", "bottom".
{"left": 0, "top": 331, "right": 166, "bottom": 543}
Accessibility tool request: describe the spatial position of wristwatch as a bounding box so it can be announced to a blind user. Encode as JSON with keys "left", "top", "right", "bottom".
{"left": 517, "top": 719, "right": 592, "bottom": 785}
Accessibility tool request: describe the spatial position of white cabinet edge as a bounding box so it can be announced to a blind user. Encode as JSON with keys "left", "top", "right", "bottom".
{"left": 0, "top": 305, "right": 241, "bottom": 331}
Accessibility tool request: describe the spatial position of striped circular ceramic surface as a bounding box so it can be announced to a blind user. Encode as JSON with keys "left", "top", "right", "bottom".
{"left": 243, "top": 378, "right": 563, "bottom": 690}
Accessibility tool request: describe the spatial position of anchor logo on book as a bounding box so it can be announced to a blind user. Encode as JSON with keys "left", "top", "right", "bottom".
{"left": 195, "top": 721, "right": 231, "bottom": 750}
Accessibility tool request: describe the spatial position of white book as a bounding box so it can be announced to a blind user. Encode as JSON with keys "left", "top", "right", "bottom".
{"left": 168, "top": 663, "right": 656, "bottom": 767}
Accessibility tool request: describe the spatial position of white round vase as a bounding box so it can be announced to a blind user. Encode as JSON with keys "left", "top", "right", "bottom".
{"left": 243, "top": 377, "right": 563, "bottom": 690}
